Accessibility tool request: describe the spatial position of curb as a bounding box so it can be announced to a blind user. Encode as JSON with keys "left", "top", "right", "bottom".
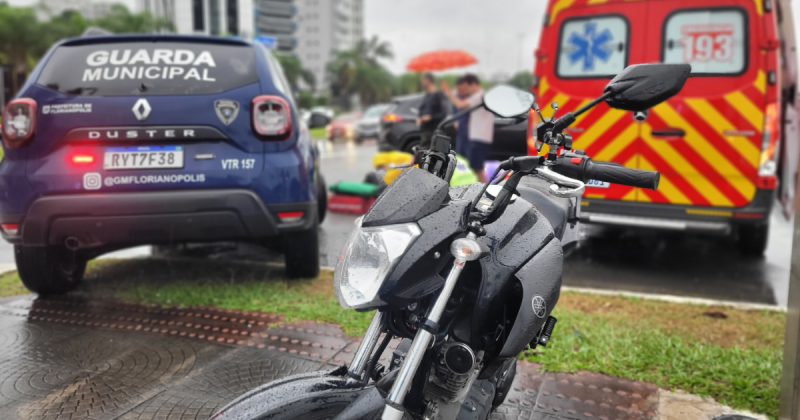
{"left": 0, "top": 264, "right": 15, "bottom": 276}
{"left": 562, "top": 285, "right": 784, "bottom": 312}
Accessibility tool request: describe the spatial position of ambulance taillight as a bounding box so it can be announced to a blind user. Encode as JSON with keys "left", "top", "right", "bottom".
{"left": 758, "top": 102, "right": 780, "bottom": 190}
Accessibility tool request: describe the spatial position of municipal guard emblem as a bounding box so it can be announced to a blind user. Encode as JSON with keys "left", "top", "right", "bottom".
{"left": 215, "top": 99, "right": 240, "bottom": 125}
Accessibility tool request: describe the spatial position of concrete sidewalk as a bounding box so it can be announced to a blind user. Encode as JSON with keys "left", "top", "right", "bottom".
{"left": 0, "top": 294, "right": 768, "bottom": 420}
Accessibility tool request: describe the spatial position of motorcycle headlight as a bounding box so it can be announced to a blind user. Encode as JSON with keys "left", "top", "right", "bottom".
{"left": 334, "top": 221, "right": 422, "bottom": 309}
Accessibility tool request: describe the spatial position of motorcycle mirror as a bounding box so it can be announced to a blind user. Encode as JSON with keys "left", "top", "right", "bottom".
{"left": 483, "top": 84, "right": 535, "bottom": 118}
{"left": 604, "top": 63, "right": 691, "bottom": 111}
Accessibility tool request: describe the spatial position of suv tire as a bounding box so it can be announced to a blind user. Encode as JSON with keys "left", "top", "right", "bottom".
{"left": 15, "top": 245, "right": 86, "bottom": 295}
{"left": 402, "top": 138, "right": 420, "bottom": 154}
{"left": 282, "top": 221, "right": 320, "bottom": 279}
{"left": 318, "top": 175, "right": 328, "bottom": 224}
{"left": 738, "top": 223, "right": 769, "bottom": 257}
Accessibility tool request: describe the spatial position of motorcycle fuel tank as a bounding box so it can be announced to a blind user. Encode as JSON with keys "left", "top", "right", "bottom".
{"left": 365, "top": 169, "right": 564, "bottom": 356}
{"left": 448, "top": 183, "right": 563, "bottom": 356}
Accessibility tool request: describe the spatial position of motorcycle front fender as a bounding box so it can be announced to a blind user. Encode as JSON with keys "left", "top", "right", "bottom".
{"left": 210, "top": 366, "right": 380, "bottom": 420}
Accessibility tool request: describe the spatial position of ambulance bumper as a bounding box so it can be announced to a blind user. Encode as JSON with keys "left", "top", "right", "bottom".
{"left": 579, "top": 188, "right": 776, "bottom": 233}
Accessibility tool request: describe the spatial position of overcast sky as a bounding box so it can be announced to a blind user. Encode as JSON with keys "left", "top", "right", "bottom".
{"left": 363, "top": 0, "right": 547, "bottom": 79}
{"left": 9, "top": 0, "right": 800, "bottom": 79}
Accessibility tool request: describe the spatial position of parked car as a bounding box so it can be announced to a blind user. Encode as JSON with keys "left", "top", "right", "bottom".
{"left": 355, "top": 103, "right": 390, "bottom": 143}
{"left": 533, "top": 0, "right": 799, "bottom": 255}
{"left": 326, "top": 112, "right": 361, "bottom": 141}
{"left": 0, "top": 34, "right": 326, "bottom": 294}
{"left": 378, "top": 93, "right": 528, "bottom": 160}
{"left": 311, "top": 106, "right": 335, "bottom": 120}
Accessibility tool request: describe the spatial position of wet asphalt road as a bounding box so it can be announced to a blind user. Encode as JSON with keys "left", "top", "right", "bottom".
{"left": 0, "top": 140, "right": 793, "bottom": 306}
{"left": 314, "top": 141, "right": 794, "bottom": 307}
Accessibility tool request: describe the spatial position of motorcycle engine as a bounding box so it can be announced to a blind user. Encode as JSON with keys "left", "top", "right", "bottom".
{"left": 427, "top": 342, "right": 482, "bottom": 403}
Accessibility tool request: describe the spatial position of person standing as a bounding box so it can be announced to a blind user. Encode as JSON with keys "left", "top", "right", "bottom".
{"left": 416, "top": 73, "right": 449, "bottom": 150}
{"left": 453, "top": 76, "right": 471, "bottom": 157}
{"left": 442, "top": 74, "right": 494, "bottom": 182}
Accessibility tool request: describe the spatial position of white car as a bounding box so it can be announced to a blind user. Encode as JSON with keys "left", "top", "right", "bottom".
{"left": 355, "top": 104, "right": 390, "bottom": 143}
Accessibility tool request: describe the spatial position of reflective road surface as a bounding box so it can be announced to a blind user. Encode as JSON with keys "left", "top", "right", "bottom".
{"left": 315, "top": 142, "right": 794, "bottom": 307}
{"left": 0, "top": 141, "right": 792, "bottom": 307}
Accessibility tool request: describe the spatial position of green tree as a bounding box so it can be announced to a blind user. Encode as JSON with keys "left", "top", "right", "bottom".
{"left": 44, "top": 10, "right": 88, "bottom": 43}
{"left": 275, "top": 54, "right": 316, "bottom": 92}
{"left": 0, "top": 3, "right": 48, "bottom": 94}
{"left": 0, "top": 2, "right": 174, "bottom": 98}
{"left": 357, "top": 35, "right": 393, "bottom": 66}
{"left": 393, "top": 73, "right": 420, "bottom": 96}
{"left": 297, "top": 91, "right": 315, "bottom": 109}
{"left": 90, "top": 4, "right": 173, "bottom": 34}
{"left": 326, "top": 36, "right": 395, "bottom": 108}
{"left": 507, "top": 71, "right": 533, "bottom": 91}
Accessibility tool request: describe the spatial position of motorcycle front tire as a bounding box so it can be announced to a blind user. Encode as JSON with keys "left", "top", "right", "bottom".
{"left": 210, "top": 367, "right": 382, "bottom": 420}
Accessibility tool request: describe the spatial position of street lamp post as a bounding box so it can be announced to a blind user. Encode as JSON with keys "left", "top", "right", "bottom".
{"left": 781, "top": 189, "right": 800, "bottom": 419}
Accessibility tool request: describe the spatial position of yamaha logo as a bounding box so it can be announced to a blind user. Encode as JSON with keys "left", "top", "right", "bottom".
{"left": 532, "top": 296, "right": 547, "bottom": 319}
{"left": 132, "top": 98, "right": 152, "bottom": 121}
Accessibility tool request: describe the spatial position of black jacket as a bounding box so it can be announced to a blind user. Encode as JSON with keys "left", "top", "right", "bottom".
{"left": 419, "top": 91, "right": 449, "bottom": 131}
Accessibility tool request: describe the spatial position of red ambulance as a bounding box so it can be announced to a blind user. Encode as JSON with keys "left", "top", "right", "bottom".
{"left": 531, "top": 0, "right": 799, "bottom": 255}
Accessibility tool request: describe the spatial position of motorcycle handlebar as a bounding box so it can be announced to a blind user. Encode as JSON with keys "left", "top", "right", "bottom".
{"left": 550, "top": 156, "right": 660, "bottom": 191}
{"left": 584, "top": 160, "right": 660, "bottom": 190}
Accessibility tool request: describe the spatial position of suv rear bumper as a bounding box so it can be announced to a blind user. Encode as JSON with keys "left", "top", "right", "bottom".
{"left": 1, "top": 189, "right": 316, "bottom": 248}
{"left": 580, "top": 188, "right": 776, "bottom": 234}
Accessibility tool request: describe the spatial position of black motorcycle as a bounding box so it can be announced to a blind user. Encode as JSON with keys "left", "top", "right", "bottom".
{"left": 211, "top": 63, "right": 690, "bottom": 420}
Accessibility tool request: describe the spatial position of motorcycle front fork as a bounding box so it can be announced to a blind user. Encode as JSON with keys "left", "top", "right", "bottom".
{"left": 345, "top": 234, "right": 481, "bottom": 420}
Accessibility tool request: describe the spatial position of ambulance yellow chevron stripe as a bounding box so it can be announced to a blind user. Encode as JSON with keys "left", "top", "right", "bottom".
{"left": 534, "top": 78, "right": 762, "bottom": 208}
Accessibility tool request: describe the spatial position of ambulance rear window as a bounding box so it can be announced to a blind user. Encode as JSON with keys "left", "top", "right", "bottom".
{"left": 556, "top": 15, "right": 629, "bottom": 79}
{"left": 662, "top": 8, "right": 747, "bottom": 75}
{"left": 36, "top": 42, "right": 259, "bottom": 96}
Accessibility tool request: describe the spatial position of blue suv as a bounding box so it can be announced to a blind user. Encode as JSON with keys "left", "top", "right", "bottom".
{"left": 0, "top": 35, "right": 326, "bottom": 294}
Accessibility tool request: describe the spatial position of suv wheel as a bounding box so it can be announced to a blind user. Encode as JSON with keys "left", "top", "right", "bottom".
{"left": 282, "top": 221, "right": 320, "bottom": 279}
{"left": 402, "top": 138, "right": 420, "bottom": 154}
{"left": 15, "top": 245, "right": 86, "bottom": 295}
{"left": 318, "top": 175, "right": 328, "bottom": 224}
{"left": 738, "top": 223, "right": 769, "bottom": 257}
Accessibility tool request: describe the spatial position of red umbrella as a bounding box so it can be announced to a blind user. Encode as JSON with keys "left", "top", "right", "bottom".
{"left": 406, "top": 50, "right": 478, "bottom": 72}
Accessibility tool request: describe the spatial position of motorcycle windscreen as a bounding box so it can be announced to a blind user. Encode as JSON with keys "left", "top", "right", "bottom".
{"left": 361, "top": 167, "right": 450, "bottom": 228}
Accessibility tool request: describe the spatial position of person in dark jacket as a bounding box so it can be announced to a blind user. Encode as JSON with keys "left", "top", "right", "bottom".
{"left": 416, "top": 73, "right": 449, "bottom": 150}
{"left": 453, "top": 76, "right": 471, "bottom": 157}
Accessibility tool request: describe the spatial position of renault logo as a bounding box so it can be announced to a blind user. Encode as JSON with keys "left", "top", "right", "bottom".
{"left": 132, "top": 99, "right": 152, "bottom": 121}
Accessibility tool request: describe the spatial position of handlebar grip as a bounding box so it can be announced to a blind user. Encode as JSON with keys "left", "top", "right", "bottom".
{"left": 585, "top": 161, "right": 660, "bottom": 190}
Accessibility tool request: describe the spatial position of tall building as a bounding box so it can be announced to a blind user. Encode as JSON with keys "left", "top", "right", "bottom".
{"left": 351, "top": 0, "right": 363, "bottom": 44}
{"left": 137, "top": 0, "right": 297, "bottom": 53}
{"left": 254, "top": 0, "right": 298, "bottom": 52}
{"left": 294, "top": 0, "right": 363, "bottom": 93}
{"left": 137, "top": 0, "right": 364, "bottom": 93}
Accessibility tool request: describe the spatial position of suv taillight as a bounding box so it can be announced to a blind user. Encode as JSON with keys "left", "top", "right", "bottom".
{"left": 2, "top": 98, "right": 37, "bottom": 148}
{"left": 252, "top": 95, "right": 292, "bottom": 141}
{"left": 382, "top": 113, "right": 403, "bottom": 123}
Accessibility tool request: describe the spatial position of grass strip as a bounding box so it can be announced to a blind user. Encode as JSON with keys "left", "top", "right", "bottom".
{"left": 0, "top": 258, "right": 784, "bottom": 417}
{"left": 310, "top": 127, "right": 327, "bottom": 140}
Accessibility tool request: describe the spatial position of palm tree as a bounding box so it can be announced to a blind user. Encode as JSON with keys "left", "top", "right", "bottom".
{"left": 276, "top": 54, "right": 316, "bottom": 91}
{"left": 356, "top": 35, "right": 393, "bottom": 65}
{"left": 91, "top": 4, "right": 173, "bottom": 33}
{"left": 326, "top": 36, "right": 394, "bottom": 108}
{"left": 0, "top": 4, "right": 47, "bottom": 95}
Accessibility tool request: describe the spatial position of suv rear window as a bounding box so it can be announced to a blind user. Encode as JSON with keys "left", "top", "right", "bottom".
{"left": 396, "top": 97, "right": 422, "bottom": 115}
{"left": 556, "top": 15, "right": 629, "bottom": 78}
{"left": 662, "top": 8, "right": 747, "bottom": 75}
{"left": 37, "top": 42, "right": 259, "bottom": 96}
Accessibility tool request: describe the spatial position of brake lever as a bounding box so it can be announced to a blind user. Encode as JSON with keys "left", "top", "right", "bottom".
{"left": 536, "top": 166, "right": 585, "bottom": 198}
